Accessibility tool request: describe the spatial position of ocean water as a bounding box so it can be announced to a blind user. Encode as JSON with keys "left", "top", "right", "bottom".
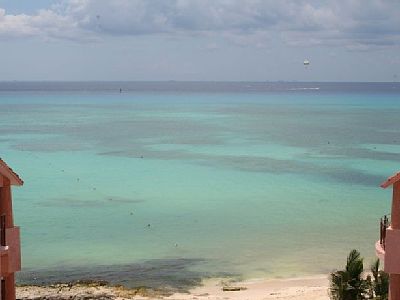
{"left": 1, "top": 82, "right": 400, "bottom": 288}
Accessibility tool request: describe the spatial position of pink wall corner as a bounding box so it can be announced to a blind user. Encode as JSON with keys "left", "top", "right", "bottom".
{"left": 5, "top": 227, "right": 21, "bottom": 273}
{"left": 384, "top": 227, "right": 400, "bottom": 274}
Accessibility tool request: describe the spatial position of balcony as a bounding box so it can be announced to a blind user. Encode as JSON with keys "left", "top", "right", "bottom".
{"left": 376, "top": 214, "right": 400, "bottom": 274}
{"left": 380, "top": 215, "right": 390, "bottom": 249}
{"left": 376, "top": 215, "right": 389, "bottom": 262}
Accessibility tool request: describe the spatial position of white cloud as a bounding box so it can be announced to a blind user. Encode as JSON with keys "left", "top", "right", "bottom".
{"left": 0, "top": 0, "right": 399, "bottom": 49}
{"left": 0, "top": 8, "right": 37, "bottom": 38}
{"left": 0, "top": 6, "right": 95, "bottom": 42}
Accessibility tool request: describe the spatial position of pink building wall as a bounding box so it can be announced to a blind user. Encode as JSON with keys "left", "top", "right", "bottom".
{"left": 378, "top": 173, "right": 400, "bottom": 300}
{"left": 0, "top": 159, "right": 23, "bottom": 300}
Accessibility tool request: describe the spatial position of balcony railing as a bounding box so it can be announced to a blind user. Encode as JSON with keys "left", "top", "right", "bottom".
{"left": 380, "top": 214, "right": 390, "bottom": 249}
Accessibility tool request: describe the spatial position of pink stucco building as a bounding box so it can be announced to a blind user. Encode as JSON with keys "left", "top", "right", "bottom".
{"left": 0, "top": 159, "right": 23, "bottom": 300}
{"left": 377, "top": 172, "right": 400, "bottom": 300}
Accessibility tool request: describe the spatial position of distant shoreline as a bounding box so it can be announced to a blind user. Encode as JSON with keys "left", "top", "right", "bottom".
{"left": 0, "top": 80, "right": 399, "bottom": 83}
{"left": 0, "top": 81, "right": 398, "bottom": 94}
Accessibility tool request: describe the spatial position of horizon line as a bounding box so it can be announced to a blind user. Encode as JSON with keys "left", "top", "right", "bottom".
{"left": 0, "top": 80, "right": 399, "bottom": 84}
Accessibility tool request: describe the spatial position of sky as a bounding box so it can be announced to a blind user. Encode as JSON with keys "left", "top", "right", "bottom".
{"left": 0, "top": 0, "right": 399, "bottom": 82}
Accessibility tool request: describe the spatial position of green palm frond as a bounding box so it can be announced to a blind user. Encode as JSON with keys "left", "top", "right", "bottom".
{"left": 329, "top": 249, "right": 368, "bottom": 300}
{"left": 370, "top": 259, "right": 388, "bottom": 300}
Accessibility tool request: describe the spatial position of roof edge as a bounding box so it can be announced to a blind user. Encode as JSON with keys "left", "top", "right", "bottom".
{"left": 381, "top": 172, "right": 400, "bottom": 189}
{"left": 0, "top": 158, "right": 23, "bottom": 186}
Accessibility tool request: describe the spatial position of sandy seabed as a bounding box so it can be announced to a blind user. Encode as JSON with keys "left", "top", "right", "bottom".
{"left": 17, "top": 275, "right": 329, "bottom": 300}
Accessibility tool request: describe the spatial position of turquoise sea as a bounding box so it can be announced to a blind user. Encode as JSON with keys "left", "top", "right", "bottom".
{"left": 1, "top": 82, "right": 400, "bottom": 289}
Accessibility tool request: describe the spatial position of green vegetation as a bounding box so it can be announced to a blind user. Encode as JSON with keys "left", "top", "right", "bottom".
{"left": 329, "top": 249, "right": 388, "bottom": 300}
{"left": 368, "top": 259, "right": 389, "bottom": 300}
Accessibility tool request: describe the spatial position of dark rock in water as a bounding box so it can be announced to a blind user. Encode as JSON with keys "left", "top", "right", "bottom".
{"left": 222, "top": 286, "right": 246, "bottom": 291}
{"left": 16, "top": 258, "right": 233, "bottom": 294}
{"left": 72, "top": 280, "right": 108, "bottom": 286}
{"left": 16, "top": 282, "right": 160, "bottom": 300}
